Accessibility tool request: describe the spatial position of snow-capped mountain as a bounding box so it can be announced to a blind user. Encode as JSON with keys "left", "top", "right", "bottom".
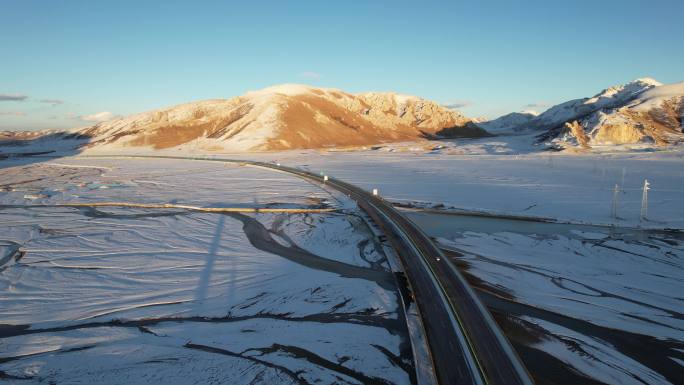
{"left": 477, "top": 111, "right": 539, "bottom": 134}
{"left": 517, "top": 78, "right": 683, "bottom": 148}
{"left": 5, "top": 80, "right": 680, "bottom": 154}
{"left": 551, "top": 80, "right": 684, "bottom": 148}
{"left": 74, "top": 84, "right": 481, "bottom": 152}
{"left": 474, "top": 78, "right": 683, "bottom": 149}
{"left": 532, "top": 78, "right": 661, "bottom": 132}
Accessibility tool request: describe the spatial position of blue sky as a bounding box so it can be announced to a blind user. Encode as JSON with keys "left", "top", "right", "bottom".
{"left": 1, "top": 0, "right": 682, "bottom": 130}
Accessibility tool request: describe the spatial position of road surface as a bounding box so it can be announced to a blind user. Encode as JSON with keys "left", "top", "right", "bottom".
{"left": 82, "top": 154, "right": 535, "bottom": 385}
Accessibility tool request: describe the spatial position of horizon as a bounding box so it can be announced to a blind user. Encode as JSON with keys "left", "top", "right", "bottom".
{"left": 1, "top": 0, "right": 683, "bottom": 131}
{"left": 2, "top": 3, "right": 684, "bottom": 384}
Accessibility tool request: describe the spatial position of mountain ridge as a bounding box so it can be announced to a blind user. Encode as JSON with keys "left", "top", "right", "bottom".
{"left": 76, "top": 84, "right": 483, "bottom": 152}
{"left": 2, "top": 80, "right": 682, "bottom": 153}
{"left": 478, "top": 78, "right": 683, "bottom": 149}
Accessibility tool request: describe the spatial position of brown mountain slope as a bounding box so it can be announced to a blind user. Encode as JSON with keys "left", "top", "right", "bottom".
{"left": 78, "top": 84, "right": 484, "bottom": 152}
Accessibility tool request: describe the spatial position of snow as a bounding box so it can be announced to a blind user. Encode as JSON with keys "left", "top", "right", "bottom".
{"left": 258, "top": 212, "right": 390, "bottom": 270}
{"left": 638, "top": 80, "right": 684, "bottom": 101}
{"left": 410, "top": 211, "right": 683, "bottom": 384}
{"left": 632, "top": 80, "right": 684, "bottom": 111}
{"left": 0, "top": 158, "right": 413, "bottom": 384}
{"left": 0, "top": 158, "right": 335, "bottom": 208}
{"left": 247, "top": 148, "right": 684, "bottom": 229}
{"left": 2, "top": 137, "right": 684, "bottom": 383}
{"left": 5, "top": 135, "right": 684, "bottom": 229}
{"left": 0, "top": 320, "right": 406, "bottom": 384}
{"left": 585, "top": 77, "right": 661, "bottom": 104}
{"left": 478, "top": 111, "right": 539, "bottom": 134}
{"left": 434, "top": 230, "right": 682, "bottom": 340}
{"left": 13, "top": 140, "right": 681, "bottom": 230}
{"left": 521, "top": 78, "right": 661, "bottom": 131}
{"left": 528, "top": 318, "right": 670, "bottom": 385}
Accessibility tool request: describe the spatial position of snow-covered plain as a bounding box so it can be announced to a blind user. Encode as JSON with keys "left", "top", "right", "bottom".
{"left": 2, "top": 138, "right": 684, "bottom": 384}
{"left": 233, "top": 143, "right": 684, "bottom": 230}
{"left": 0, "top": 158, "right": 413, "bottom": 384}
{"left": 220, "top": 143, "right": 682, "bottom": 384}
{"left": 407, "top": 212, "right": 683, "bottom": 384}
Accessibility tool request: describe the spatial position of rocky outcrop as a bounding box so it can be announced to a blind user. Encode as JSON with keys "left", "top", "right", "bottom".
{"left": 508, "top": 78, "right": 684, "bottom": 149}
{"left": 562, "top": 121, "right": 591, "bottom": 149}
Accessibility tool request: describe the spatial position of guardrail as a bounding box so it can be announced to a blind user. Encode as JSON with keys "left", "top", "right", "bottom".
{"left": 248, "top": 160, "right": 533, "bottom": 385}
{"left": 79, "top": 154, "right": 533, "bottom": 385}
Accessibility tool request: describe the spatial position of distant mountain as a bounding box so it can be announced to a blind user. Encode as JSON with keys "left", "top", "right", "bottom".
{"left": 477, "top": 111, "right": 539, "bottom": 134}
{"left": 561, "top": 80, "right": 684, "bottom": 148}
{"left": 484, "top": 78, "right": 683, "bottom": 148}
{"left": 6, "top": 80, "right": 680, "bottom": 154}
{"left": 532, "top": 78, "right": 661, "bottom": 132}
{"left": 75, "top": 84, "right": 484, "bottom": 152}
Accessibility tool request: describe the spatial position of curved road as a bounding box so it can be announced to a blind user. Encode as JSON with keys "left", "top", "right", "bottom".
{"left": 86, "top": 155, "right": 534, "bottom": 385}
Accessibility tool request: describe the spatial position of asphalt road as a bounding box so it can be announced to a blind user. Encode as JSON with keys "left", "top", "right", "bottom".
{"left": 82, "top": 154, "right": 535, "bottom": 385}
{"left": 243, "top": 159, "right": 533, "bottom": 385}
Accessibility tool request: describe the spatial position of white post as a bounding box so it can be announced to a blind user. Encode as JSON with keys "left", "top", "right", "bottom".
{"left": 640, "top": 179, "right": 650, "bottom": 223}
{"left": 372, "top": 188, "right": 378, "bottom": 197}
{"left": 323, "top": 175, "right": 328, "bottom": 182}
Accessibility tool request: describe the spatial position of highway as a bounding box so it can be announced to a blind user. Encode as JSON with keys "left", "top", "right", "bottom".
{"left": 84, "top": 154, "right": 534, "bottom": 385}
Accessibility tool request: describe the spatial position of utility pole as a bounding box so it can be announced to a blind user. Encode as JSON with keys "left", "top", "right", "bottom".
{"left": 640, "top": 179, "right": 650, "bottom": 223}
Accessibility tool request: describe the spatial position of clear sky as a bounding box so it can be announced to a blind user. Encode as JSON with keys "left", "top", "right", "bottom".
{"left": 1, "top": 0, "right": 682, "bottom": 130}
